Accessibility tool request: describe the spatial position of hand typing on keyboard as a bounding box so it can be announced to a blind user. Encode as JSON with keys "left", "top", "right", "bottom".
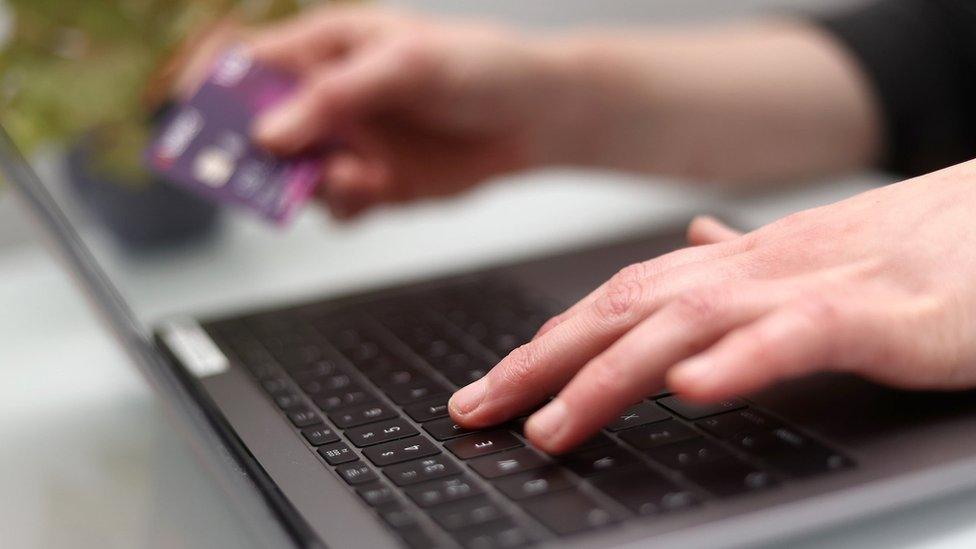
{"left": 217, "top": 270, "right": 854, "bottom": 544}
{"left": 450, "top": 170, "right": 976, "bottom": 453}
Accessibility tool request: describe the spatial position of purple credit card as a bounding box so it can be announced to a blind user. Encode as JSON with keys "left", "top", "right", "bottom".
{"left": 146, "top": 47, "right": 320, "bottom": 224}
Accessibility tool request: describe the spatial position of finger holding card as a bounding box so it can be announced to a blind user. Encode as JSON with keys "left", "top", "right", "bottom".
{"left": 145, "top": 48, "right": 326, "bottom": 225}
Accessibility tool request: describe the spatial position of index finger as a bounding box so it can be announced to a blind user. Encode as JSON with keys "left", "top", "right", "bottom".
{"left": 248, "top": 7, "right": 396, "bottom": 73}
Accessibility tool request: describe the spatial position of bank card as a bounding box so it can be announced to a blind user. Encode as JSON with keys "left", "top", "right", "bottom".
{"left": 146, "top": 47, "right": 320, "bottom": 224}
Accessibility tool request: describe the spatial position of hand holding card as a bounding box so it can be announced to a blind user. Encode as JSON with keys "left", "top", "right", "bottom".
{"left": 145, "top": 47, "right": 321, "bottom": 225}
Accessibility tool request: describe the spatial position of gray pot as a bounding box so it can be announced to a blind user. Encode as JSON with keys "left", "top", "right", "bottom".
{"left": 65, "top": 132, "right": 221, "bottom": 251}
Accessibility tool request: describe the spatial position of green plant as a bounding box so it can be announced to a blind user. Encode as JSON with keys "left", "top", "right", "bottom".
{"left": 0, "top": 0, "right": 305, "bottom": 181}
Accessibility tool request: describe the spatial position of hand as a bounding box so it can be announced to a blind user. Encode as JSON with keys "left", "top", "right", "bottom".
{"left": 174, "top": 10, "right": 880, "bottom": 217}
{"left": 449, "top": 162, "right": 976, "bottom": 453}
{"left": 247, "top": 7, "right": 583, "bottom": 219}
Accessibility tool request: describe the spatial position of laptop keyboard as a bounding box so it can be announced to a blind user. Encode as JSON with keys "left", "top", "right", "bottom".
{"left": 204, "top": 277, "right": 854, "bottom": 548}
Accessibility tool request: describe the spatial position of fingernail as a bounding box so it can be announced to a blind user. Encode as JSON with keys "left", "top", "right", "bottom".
{"left": 254, "top": 102, "right": 302, "bottom": 143}
{"left": 526, "top": 398, "right": 568, "bottom": 443}
{"left": 670, "top": 358, "right": 714, "bottom": 388}
{"left": 329, "top": 159, "right": 360, "bottom": 185}
{"left": 450, "top": 378, "right": 487, "bottom": 415}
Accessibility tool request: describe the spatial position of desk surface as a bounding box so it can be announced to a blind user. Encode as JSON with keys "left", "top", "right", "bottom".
{"left": 3, "top": 164, "right": 975, "bottom": 549}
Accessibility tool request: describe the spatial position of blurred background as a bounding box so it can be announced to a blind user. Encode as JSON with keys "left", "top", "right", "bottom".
{"left": 0, "top": 0, "right": 867, "bottom": 253}
{"left": 2, "top": 1, "right": 923, "bottom": 549}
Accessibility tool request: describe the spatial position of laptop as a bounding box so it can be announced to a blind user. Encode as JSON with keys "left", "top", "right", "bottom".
{"left": 7, "top": 124, "right": 976, "bottom": 549}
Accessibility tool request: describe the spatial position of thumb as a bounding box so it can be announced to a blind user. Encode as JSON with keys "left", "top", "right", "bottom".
{"left": 686, "top": 215, "right": 743, "bottom": 246}
{"left": 253, "top": 40, "right": 428, "bottom": 155}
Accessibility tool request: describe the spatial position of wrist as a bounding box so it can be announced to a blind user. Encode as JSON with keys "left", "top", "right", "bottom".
{"left": 526, "top": 33, "right": 660, "bottom": 170}
{"left": 525, "top": 35, "right": 620, "bottom": 167}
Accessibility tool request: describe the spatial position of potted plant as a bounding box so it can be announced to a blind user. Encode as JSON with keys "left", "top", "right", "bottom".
{"left": 0, "top": 0, "right": 304, "bottom": 250}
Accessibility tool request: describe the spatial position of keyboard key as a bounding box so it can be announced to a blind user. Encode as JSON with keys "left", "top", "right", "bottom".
{"left": 318, "top": 442, "right": 357, "bottom": 465}
{"left": 592, "top": 468, "right": 698, "bottom": 515}
{"left": 606, "top": 401, "right": 671, "bottom": 431}
{"left": 429, "top": 351, "right": 477, "bottom": 371}
{"left": 403, "top": 397, "right": 450, "bottom": 422}
{"left": 286, "top": 406, "right": 322, "bottom": 428}
{"left": 469, "top": 448, "right": 549, "bottom": 479}
{"left": 493, "top": 466, "right": 575, "bottom": 500}
{"left": 405, "top": 475, "right": 484, "bottom": 507}
{"left": 396, "top": 526, "right": 441, "bottom": 549}
{"left": 357, "top": 482, "right": 396, "bottom": 507}
{"left": 321, "top": 325, "right": 365, "bottom": 351}
{"left": 290, "top": 360, "right": 336, "bottom": 383}
{"left": 561, "top": 446, "right": 639, "bottom": 477}
{"left": 423, "top": 417, "right": 475, "bottom": 440}
{"left": 321, "top": 372, "right": 355, "bottom": 391}
{"left": 658, "top": 396, "right": 746, "bottom": 419}
{"left": 346, "top": 418, "right": 418, "bottom": 447}
{"left": 445, "top": 431, "right": 522, "bottom": 460}
{"left": 429, "top": 496, "right": 504, "bottom": 531}
{"left": 442, "top": 365, "right": 491, "bottom": 387}
{"left": 385, "top": 380, "right": 449, "bottom": 404}
{"left": 682, "top": 458, "right": 776, "bottom": 497}
{"left": 731, "top": 428, "right": 852, "bottom": 478}
{"left": 453, "top": 518, "right": 529, "bottom": 549}
{"left": 520, "top": 489, "right": 621, "bottom": 536}
{"left": 298, "top": 376, "right": 331, "bottom": 395}
{"left": 301, "top": 425, "right": 340, "bottom": 446}
{"left": 697, "top": 409, "right": 782, "bottom": 439}
{"left": 378, "top": 502, "right": 418, "bottom": 529}
{"left": 261, "top": 377, "right": 291, "bottom": 394}
{"left": 617, "top": 419, "right": 699, "bottom": 450}
{"left": 644, "top": 438, "right": 777, "bottom": 496}
{"left": 274, "top": 392, "right": 303, "bottom": 409}
{"left": 364, "top": 436, "right": 440, "bottom": 467}
{"left": 419, "top": 339, "right": 453, "bottom": 360}
{"left": 644, "top": 439, "right": 730, "bottom": 470}
{"left": 335, "top": 461, "right": 378, "bottom": 485}
{"left": 348, "top": 341, "right": 381, "bottom": 362}
{"left": 384, "top": 455, "right": 461, "bottom": 486}
{"left": 329, "top": 402, "right": 397, "bottom": 429}
{"left": 313, "top": 387, "right": 374, "bottom": 412}
{"left": 359, "top": 354, "right": 399, "bottom": 378}
{"left": 575, "top": 432, "right": 615, "bottom": 451}
{"left": 374, "top": 367, "right": 426, "bottom": 389}
{"left": 277, "top": 347, "right": 326, "bottom": 371}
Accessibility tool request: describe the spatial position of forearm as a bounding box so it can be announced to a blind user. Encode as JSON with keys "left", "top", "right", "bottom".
{"left": 535, "top": 20, "right": 882, "bottom": 185}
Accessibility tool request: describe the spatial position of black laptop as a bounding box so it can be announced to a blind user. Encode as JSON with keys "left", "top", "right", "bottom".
{"left": 8, "top": 125, "right": 976, "bottom": 549}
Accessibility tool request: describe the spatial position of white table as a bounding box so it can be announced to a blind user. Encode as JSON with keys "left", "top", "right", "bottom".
{"left": 6, "top": 157, "right": 976, "bottom": 549}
